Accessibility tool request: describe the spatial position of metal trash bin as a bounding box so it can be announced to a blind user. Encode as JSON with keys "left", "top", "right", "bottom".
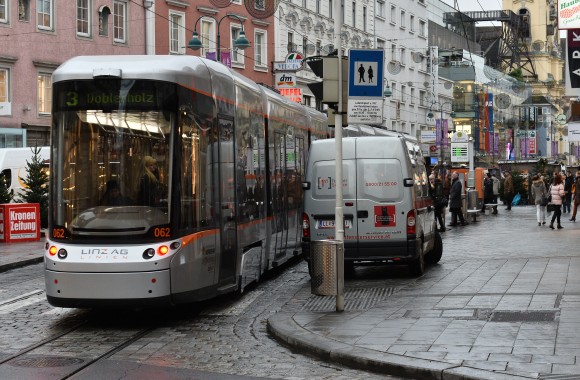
{"left": 310, "top": 239, "right": 344, "bottom": 296}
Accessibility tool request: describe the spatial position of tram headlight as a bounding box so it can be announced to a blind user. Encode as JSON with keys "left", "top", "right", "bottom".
{"left": 143, "top": 248, "right": 156, "bottom": 260}
{"left": 57, "top": 249, "right": 68, "bottom": 259}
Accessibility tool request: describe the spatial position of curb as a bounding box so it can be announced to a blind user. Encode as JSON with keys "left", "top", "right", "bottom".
{"left": 267, "top": 312, "right": 536, "bottom": 380}
{"left": 0, "top": 256, "right": 43, "bottom": 274}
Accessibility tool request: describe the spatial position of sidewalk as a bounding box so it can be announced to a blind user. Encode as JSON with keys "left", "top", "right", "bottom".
{"left": 0, "top": 239, "right": 44, "bottom": 273}
{"left": 268, "top": 206, "right": 580, "bottom": 380}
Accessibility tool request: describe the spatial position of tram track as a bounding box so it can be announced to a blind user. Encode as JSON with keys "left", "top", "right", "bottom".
{"left": 0, "top": 310, "right": 162, "bottom": 380}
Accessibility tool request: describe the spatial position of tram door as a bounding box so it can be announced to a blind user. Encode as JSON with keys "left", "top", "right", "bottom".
{"left": 273, "top": 132, "right": 288, "bottom": 259}
{"left": 218, "top": 118, "right": 237, "bottom": 284}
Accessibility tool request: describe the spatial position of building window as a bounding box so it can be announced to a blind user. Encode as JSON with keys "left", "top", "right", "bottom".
{"left": 410, "top": 14, "right": 415, "bottom": 33}
{"left": 316, "top": 0, "right": 321, "bottom": 14}
{"left": 419, "top": 19, "right": 426, "bottom": 37}
{"left": 377, "top": 38, "right": 385, "bottom": 51}
{"left": 0, "top": 68, "right": 9, "bottom": 103}
{"left": 351, "top": 1, "right": 355, "bottom": 27}
{"left": 169, "top": 11, "right": 185, "bottom": 54}
{"left": 76, "top": 0, "right": 91, "bottom": 37}
{"left": 410, "top": 88, "right": 415, "bottom": 104}
{"left": 341, "top": 0, "right": 344, "bottom": 23}
{"left": 363, "top": 6, "right": 367, "bottom": 32}
{"left": 400, "top": 47, "right": 406, "bottom": 65}
{"left": 401, "top": 85, "right": 406, "bottom": 102}
{"left": 303, "top": 0, "right": 307, "bottom": 8}
{"left": 0, "top": 0, "right": 8, "bottom": 24}
{"left": 231, "top": 25, "right": 244, "bottom": 65}
{"left": 303, "top": 36, "right": 308, "bottom": 55}
{"left": 37, "top": 72, "right": 52, "bottom": 115}
{"left": 37, "top": 0, "right": 53, "bottom": 30}
{"left": 113, "top": 0, "right": 127, "bottom": 43}
{"left": 391, "top": 43, "right": 396, "bottom": 61}
{"left": 329, "top": 0, "right": 333, "bottom": 17}
{"left": 390, "top": 4, "right": 396, "bottom": 24}
{"left": 255, "top": 30, "right": 267, "bottom": 67}
{"left": 419, "top": 90, "right": 427, "bottom": 106}
{"left": 377, "top": 0, "right": 385, "bottom": 18}
{"left": 200, "top": 19, "right": 215, "bottom": 58}
{"left": 400, "top": 10, "right": 406, "bottom": 29}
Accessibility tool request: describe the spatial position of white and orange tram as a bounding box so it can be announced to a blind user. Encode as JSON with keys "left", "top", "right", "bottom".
{"left": 45, "top": 55, "right": 328, "bottom": 308}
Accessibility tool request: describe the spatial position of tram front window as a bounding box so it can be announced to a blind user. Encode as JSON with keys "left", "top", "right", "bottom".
{"left": 51, "top": 79, "right": 173, "bottom": 241}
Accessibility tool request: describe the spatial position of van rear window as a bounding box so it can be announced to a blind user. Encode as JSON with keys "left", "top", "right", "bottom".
{"left": 358, "top": 159, "right": 403, "bottom": 201}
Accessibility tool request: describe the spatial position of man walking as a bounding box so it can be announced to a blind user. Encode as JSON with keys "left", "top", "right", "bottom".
{"left": 570, "top": 171, "right": 580, "bottom": 222}
{"left": 448, "top": 172, "right": 468, "bottom": 226}
{"left": 503, "top": 171, "right": 514, "bottom": 210}
{"left": 491, "top": 173, "right": 500, "bottom": 214}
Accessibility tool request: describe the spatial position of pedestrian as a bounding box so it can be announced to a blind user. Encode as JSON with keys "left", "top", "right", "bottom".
{"left": 503, "top": 171, "right": 514, "bottom": 210}
{"left": 481, "top": 172, "right": 496, "bottom": 214}
{"left": 491, "top": 172, "right": 500, "bottom": 214}
{"left": 448, "top": 171, "right": 468, "bottom": 226}
{"left": 442, "top": 172, "right": 451, "bottom": 225}
{"left": 429, "top": 174, "right": 446, "bottom": 232}
{"left": 548, "top": 173, "right": 565, "bottom": 230}
{"left": 570, "top": 171, "right": 580, "bottom": 222}
{"left": 563, "top": 170, "right": 573, "bottom": 214}
{"left": 530, "top": 174, "right": 547, "bottom": 226}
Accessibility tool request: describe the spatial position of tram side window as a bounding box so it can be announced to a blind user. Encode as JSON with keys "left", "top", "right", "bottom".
{"left": 179, "top": 110, "right": 213, "bottom": 230}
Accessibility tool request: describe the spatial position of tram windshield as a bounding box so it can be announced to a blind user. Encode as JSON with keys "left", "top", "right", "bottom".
{"left": 50, "top": 79, "right": 194, "bottom": 242}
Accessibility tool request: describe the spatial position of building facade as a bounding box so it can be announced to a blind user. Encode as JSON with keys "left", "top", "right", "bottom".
{"left": 0, "top": 0, "right": 146, "bottom": 147}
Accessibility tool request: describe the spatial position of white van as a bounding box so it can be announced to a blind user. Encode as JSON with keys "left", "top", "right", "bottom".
{"left": 301, "top": 132, "right": 442, "bottom": 276}
{"left": 0, "top": 147, "right": 49, "bottom": 201}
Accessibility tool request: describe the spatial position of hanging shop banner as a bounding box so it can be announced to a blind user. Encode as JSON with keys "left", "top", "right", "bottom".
{"left": 559, "top": 1, "right": 580, "bottom": 30}
{"left": 567, "top": 29, "right": 580, "bottom": 88}
{"left": 568, "top": 122, "right": 580, "bottom": 141}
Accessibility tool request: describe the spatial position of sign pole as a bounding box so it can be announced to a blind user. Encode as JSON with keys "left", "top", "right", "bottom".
{"left": 334, "top": 0, "right": 344, "bottom": 313}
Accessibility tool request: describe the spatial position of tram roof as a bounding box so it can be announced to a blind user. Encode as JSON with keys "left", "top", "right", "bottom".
{"left": 52, "top": 55, "right": 235, "bottom": 86}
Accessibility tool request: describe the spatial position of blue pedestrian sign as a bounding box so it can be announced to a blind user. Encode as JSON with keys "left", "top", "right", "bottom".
{"left": 348, "top": 49, "right": 384, "bottom": 97}
{"left": 348, "top": 49, "right": 385, "bottom": 124}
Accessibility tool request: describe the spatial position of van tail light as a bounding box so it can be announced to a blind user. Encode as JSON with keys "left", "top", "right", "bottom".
{"left": 407, "top": 209, "right": 416, "bottom": 235}
{"left": 302, "top": 213, "right": 311, "bottom": 238}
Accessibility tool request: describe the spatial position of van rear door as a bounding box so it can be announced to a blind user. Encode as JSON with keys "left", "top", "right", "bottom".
{"left": 353, "top": 158, "right": 405, "bottom": 258}
{"left": 309, "top": 158, "right": 357, "bottom": 241}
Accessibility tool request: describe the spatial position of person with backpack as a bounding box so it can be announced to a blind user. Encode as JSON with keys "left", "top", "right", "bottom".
{"left": 531, "top": 174, "right": 548, "bottom": 226}
{"left": 503, "top": 171, "right": 514, "bottom": 210}
{"left": 549, "top": 173, "right": 566, "bottom": 229}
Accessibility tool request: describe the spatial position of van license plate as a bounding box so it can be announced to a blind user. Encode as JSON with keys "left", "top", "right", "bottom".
{"left": 316, "top": 219, "right": 352, "bottom": 229}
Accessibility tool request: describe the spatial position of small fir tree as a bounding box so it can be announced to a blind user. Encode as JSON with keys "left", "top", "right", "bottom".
{"left": 0, "top": 172, "right": 13, "bottom": 203}
{"left": 17, "top": 146, "right": 49, "bottom": 228}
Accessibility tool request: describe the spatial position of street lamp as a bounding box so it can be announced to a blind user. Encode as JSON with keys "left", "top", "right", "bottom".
{"left": 428, "top": 102, "right": 455, "bottom": 165}
{"left": 188, "top": 13, "right": 250, "bottom": 63}
{"left": 384, "top": 79, "right": 392, "bottom": 98}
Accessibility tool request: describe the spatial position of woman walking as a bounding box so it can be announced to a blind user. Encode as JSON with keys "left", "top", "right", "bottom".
{"left": 530, "top": 175, "right": 547, "bottom": 226}
{"left": 549, "top": 173, "right": 566, "bottom": 230}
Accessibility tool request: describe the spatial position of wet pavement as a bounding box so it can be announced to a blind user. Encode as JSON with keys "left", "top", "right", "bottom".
{"left": 2, "top": 207, "right": 580, "bottom": 379}
{"left": 269, "top": 206, "right": 580, "bottom": 379}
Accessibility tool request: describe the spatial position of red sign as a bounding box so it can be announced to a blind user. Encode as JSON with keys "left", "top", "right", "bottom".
{"left": 279, "top": 87, "right": 303, "bottom": 103}
{"left": 374, "top": 205, "right": 396, "bottom": 227}
{"left": 0, "top": 203, "right": 41, "bottom": 242}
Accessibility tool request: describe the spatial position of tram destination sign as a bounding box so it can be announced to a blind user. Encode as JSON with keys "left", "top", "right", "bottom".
{"left": 55, "top": 82, "right": 160, "bottom": 111}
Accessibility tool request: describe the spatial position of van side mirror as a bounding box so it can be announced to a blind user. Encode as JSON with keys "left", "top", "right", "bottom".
{"left": 403, "top": 178, "right": 414, "bottom": 187}
{"left": 302, "top": 182, "right": 311, "bottom": 190}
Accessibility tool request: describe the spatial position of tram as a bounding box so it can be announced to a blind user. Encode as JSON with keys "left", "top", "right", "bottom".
{"left": 44, "top": 55, "right": 328, "bottom": 308}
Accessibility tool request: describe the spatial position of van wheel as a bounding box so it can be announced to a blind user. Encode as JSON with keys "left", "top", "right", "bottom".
{"left": 426, "top": 233, "right": 443, "bottom": 264}
{"left": 409, "top": 243, "right": 425, "bottom": 276}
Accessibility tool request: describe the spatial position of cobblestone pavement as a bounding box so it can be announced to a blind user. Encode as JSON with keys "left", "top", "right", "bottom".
{"left": 268, "top": 206, "right": 580, "bottom": 379}
{"left": 1, "top": 205, "right": 579, "bottom": 379}
{"left": 0, "top": 262, "right": 400, "bottom": 379}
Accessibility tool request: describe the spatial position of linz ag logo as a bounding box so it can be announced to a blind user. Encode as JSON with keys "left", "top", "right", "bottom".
{"left": 81, "top": 248, "right": 129, "bottom": 255}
